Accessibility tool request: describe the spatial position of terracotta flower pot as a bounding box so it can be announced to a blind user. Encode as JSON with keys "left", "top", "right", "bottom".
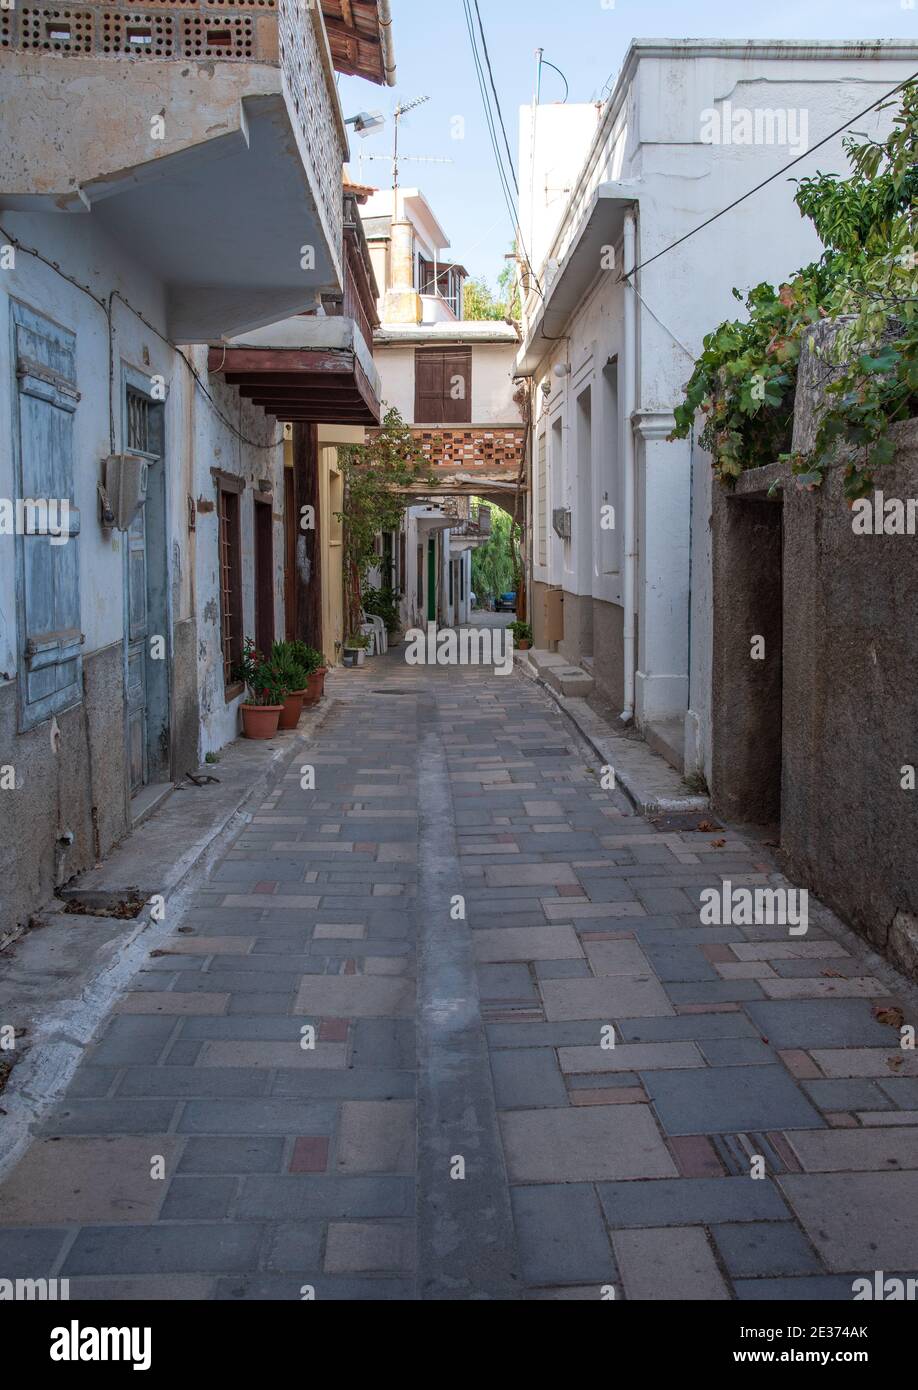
{"left": 302, "top": 671, "right": 323, "bottom": 707}
{"left": 315, "top": 666, "right": 328, "bottom": 696}
{"left": 241, "top": 704, "right": 282, "bottom": 739}
{"left": 278, "top": 691, "right": 305, "bottom": 730}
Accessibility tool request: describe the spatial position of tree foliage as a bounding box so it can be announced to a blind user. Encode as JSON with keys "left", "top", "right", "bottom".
{"left": 463, "top": 276, "right": 508, "bottom": 321}
{"left": 470, "top": 503, "right": 518, "bottom": 601}
{"left": 463, "top": 245, "right": 521, "bottom": 322}
{"left": 671, "top": 81, "right": 918, "bottom": 500}
{"left": 336, "top": 409, "right": 429, "bottom": 635}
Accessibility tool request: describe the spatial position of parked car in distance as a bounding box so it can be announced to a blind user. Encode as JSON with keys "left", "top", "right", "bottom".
{"left": 495, "top": 592, "right": 517, "bottom": 613}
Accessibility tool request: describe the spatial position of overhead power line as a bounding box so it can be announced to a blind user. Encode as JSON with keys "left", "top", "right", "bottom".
{"left": 460, "top": 0, "right": 541, "bottom": 296}
{"left": 472, "top": 0, "right": 519, "bottom": 195}
{"left": 622, "top": 69, "right": 918, "bottom": 283}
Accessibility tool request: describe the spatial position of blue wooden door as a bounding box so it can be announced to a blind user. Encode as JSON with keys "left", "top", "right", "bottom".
{"left": 124, "top": 387, "right": 157, "bottom": 794}
{"left": 11, "top": 301, "right": 82, "bottom": 731}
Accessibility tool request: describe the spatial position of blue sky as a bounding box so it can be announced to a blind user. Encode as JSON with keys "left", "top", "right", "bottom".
{"left": 338, "top": 0, "right": 918, "bottom": 288}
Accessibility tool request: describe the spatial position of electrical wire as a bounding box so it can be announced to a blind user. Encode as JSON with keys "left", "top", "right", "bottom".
{"left": 472, "top": 0, "right": 519, "bottom": 195}
{"left": 620, "top": 69, "right": 918, "bottom": 283}
{"left": 461, "top": 1, "right": 524, "bottom": 256}
{"left": 539, "top": 58, "right": 569, "bottom": 104}
{"left": 460, "top": 0, "right": 543, "bottom": 300}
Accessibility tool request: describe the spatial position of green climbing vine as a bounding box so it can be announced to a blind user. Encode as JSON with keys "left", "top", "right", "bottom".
{"left": 671, "top": 81, "right": 918, "bottom": 501}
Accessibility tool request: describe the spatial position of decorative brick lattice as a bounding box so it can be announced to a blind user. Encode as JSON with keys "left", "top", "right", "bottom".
{"left": 181, "top": 10, "right": 253, "bottom": 57}
{"left": 10, "top": 2, "right": 279, "bottom": 59}
{"left": 19, "top": 7, "right": 95, "bottom": 52}
{"left": 101, "top": 10, "right": 174, "bottom": 55}
{"left": 409, "top": 427, "right": 526, "bottom": 472}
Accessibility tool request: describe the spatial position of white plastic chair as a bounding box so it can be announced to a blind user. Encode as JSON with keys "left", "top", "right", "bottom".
{"left": 362, "top": 613, "right": 387, "bottom": 654}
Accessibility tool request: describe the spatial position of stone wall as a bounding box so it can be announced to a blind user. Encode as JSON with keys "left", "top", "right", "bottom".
{"left": 0, "top": 643, "right": 128, "bottom": 941}
{"left": 780, "top": 423, "right": 918, "bottom": 972}
{"left": 710, "top": 330, "right": 918, "bottom": 973}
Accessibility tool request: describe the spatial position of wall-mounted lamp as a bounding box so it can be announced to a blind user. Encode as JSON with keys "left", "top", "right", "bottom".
{"left": 345, "top": 111, "right": 386, "bottom": 138}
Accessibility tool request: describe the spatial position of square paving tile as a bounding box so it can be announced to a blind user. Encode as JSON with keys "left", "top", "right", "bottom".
{"left": 491, "top": 1049, "right": 568, "bottom": 1109}
{"left": 540, "top": 976, "right": 674, "bottom": 1022}
{"left": 783, "top": 1127, "right": 918, "bottom": 1171}
{"left": 582, "top": 940, "right": 654, "bottom": 976}
{"left": 641, "top": 1065, "right": 824, "bottom": 1135}
{"left": 744, "top": 999, "right": 895, "bottom": 1049}
{"left": 779, "top": 1171, "right": 918, "bottom": 1272}
{"left": 500, "top": 1104, "right": 677, "bottom": 1182}
{"left": 471, "top": 926, "right": 583, "bottom": 962}
{"left": 0, "top": 1138, "right": 178, "bottom": 1225}
{"left": 712, "top": 1221, "right": 822, "bottom": 1277}
{"left": 336, "top": 1101, "right": 416, "bottom": 1174}
{"left": 612, "top": 1226, "right": 729, "bottom": 1300}
{"left": 511, "top": 1184, "right": 616, "bottom": 1286}
{"left": 293, "top": 976, "right": 413, "bottom": 1018}
{"left": 324, "top": 1222, "right": 415, "bottom": 1274}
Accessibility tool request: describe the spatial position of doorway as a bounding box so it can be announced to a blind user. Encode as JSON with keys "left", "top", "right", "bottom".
{"left": 427, "top": 537, "right": 438, "bottom": 623}
{"left": 123, "top": 374, "right": 170, "bottom": 803}
{"left": 254, "top": 494, "right": 274, "bottom": 658}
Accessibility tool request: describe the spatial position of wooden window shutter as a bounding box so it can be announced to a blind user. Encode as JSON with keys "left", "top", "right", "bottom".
{"left": 12, "top": 301, "right": 83, "bottom": 730}
{"left": 414, "top": 348, "right": 472, "bottom": 424}
{"left": 441, "top": 348, "right": 472, "bottom": 423}
{"left": 414, "top": 349, "right": 444, "bottom": 423}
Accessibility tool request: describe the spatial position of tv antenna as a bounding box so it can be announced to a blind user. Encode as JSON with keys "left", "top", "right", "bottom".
{"left": 391, "top": 95, "right": 430, "bottom": 192}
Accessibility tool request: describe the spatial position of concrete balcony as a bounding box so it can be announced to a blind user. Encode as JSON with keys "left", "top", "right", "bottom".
{"left": 447, "top": 504, "right": 493, "bottom": 552}
{"left": 0, "top": 0, "right": 350, "bottom": 341}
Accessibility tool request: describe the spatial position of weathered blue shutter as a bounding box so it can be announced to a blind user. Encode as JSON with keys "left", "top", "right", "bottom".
{"left": 12, "top": 301, "right": 82, "bottom": 729}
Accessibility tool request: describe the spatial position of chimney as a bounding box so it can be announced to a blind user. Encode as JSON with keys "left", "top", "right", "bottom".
{"left": 382, "top": 219, "right": 422, "bottom": 324}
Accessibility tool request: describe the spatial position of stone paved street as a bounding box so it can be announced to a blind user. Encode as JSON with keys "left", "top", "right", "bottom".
{"left": 2, "top": 652, "right": 918, "bottom": 1300}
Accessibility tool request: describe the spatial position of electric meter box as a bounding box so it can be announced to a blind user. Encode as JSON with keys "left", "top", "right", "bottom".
{"left": 102, "top": 454, "right": 149, "bottom": 530}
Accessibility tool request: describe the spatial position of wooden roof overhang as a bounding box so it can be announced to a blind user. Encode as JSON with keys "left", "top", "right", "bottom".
{"left": 208, "top": 346, "right": 381, "bottom": 425}
{"left": 320, "top": 0, "right": 395, "bottom": 87}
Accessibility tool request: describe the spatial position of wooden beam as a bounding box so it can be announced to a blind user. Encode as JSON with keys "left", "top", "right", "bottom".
{"left": 292, "top": 423, "right": 323, "bottom": 651}
{"left": 240, "top": 385, "right": 365, "bottom": 401}
{"left": 209, "top": 347, "right": 356, "bottom": 377}
{"left": 226, "top": 376, "right": 364, "bottom": 393}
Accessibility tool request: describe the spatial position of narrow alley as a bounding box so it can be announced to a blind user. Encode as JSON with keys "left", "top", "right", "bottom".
{"left": 2, "top": 650, "right": 916, "bottom": 1302}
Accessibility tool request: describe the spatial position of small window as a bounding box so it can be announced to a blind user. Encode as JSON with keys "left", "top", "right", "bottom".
{"left": 217, "top": 482, "right": 244, "bottom": 695}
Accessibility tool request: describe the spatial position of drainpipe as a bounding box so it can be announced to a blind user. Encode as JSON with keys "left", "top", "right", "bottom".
{"left": 620, "top": 208, "right": 637, "bottom": 724}
{"left": 378, "top": 0, "right": 397, "bottom": 87}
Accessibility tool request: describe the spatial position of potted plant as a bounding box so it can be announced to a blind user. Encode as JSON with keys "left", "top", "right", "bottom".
{"left": 233, "top": 640, "right": 286, "bottom": 739}
{"left": 508, "top": 620, "right": 533, "bottom": 651}
{"left": 270, "top": 642, "right": 310, "bottom": 729}
{"left": 289, "top": 640, "right": 326, "bottom": 704}
{"left": 344, "top": 633, "right": 370, "bottom": 667}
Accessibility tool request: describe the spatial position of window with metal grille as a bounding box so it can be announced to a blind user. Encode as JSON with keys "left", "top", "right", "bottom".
{"left": 218, "top": 484, "right": 243, "bottom": 693}
{"left": 127, "top": 389, "right": 151, "bottom": 453}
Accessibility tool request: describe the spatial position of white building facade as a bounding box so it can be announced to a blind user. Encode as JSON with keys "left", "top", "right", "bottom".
{"left": 517, "top": 39, "right": 918, "bottom": 783}
{"left": 361, "top": 190, "right": 523, "bottom": 632}
{"left": 0, "top": 0, "right": 393, "bottom": 934}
